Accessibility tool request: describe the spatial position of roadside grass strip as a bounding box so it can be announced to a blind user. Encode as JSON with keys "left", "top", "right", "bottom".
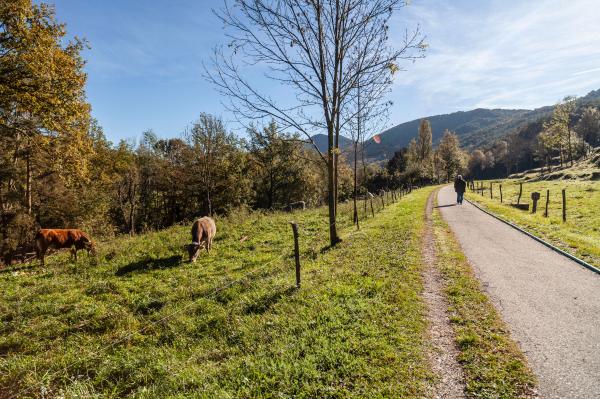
{"left": 432, "top": 207, "right": 538, "bottom": 398}
{"left": 1, "top": 189, "right": 435, "bottom": 397}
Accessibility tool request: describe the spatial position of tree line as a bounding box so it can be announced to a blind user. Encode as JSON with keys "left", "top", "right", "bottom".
{"left": 1, "top": 0, "right": 433, "bottom": 263}
{"left": 467, "top": 97, "right": 600, "bottom": 179}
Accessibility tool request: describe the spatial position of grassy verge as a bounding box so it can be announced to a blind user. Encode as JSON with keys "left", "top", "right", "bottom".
{"left": 1, "top": 188, "right": 435, "bottom": 398}
{"left": 466, "top": 180, "right": 600, "bottom": 268}
{"left": 432, "top": 202, "right": 537, "bottom": 398}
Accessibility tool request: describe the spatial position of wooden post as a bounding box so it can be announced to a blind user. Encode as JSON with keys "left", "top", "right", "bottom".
{"left": 544, "top": 189, "right": 549, "bottom": 217}
{"left": 517, "top": 183, "right": 523, "bottom": 204}
{"left": 370, "top": 197, "right": 375, "bottom": 218}
{"left": 562, "top": 189, "right": 566, "bottom": 222}
{"left": 381, "top": 194, "right": 385, "bottom": 209}
{"left": 490, "top": 182, "right": 493, "bottom": 199}
{"left": 500, "top": 184, "right": 503, "bottom": 203}
{"left": 289, "top": 222, "right": 300, "bottom": 289}
{"left": 531, "top": 192, "right": 540, "bottom": 214}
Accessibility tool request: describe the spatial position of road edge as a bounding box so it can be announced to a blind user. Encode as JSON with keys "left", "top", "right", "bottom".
{"left": 465, "top": 197, "right": 600, "bottom": 275}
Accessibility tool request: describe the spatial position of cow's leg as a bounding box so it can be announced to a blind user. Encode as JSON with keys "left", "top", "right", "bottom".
{"left": 71, "top": 247, "right": 77, "bottom": 262}
{"left": 205, "top": 239, "right": 210, "bottom": 254}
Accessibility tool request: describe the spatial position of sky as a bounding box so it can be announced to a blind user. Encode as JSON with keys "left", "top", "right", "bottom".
{"left": 49, "top": 0, "right": 600, "bottom": 143}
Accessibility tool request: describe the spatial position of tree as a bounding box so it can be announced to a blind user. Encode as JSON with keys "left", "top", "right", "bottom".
{"left": 437, "top": 130, "right": 463, "bottom": 182}
{"left": 416, "top": 119, "right": 433, "bottom": 162}
{"left": 576, "top": 106, "right": 600, "bottom": 148}
{"left": 187, "top": 114, "right": 250, "bottom": 217}
{"left": 207, "top": 0, "right": 425, "bottom": 246}
{"left": 0, "top": 0, "right": 91, "bottom": 261}
{"left": 542, "top": 97, "right": 578, "bottom": 167}
{"left": 248, "top": 121, "right": 317, "bottom": 209}
{"left": 468, "top": 149, "right": 486, "bottom": 179}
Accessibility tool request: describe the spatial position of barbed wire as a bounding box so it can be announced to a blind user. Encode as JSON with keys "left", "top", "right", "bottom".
{"left": 8, "top": 190, "right": 414, "bottom": 398}
{"left": 10, "top": 253, "right": 287, "bottom": 399}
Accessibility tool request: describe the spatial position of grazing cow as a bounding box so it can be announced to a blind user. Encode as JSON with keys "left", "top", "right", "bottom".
{"left": 187, "top": 217, "right": 217, "bottom": 263}
{"left": 35, "top": 229, "right": 96, "bottom": 266}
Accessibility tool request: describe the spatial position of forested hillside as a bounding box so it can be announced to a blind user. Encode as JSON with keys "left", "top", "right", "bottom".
{"left": 333, "top": 87, "right": 600, "bottom": 162}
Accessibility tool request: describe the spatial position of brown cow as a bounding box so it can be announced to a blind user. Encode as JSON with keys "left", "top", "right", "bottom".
{"left": 186, "top": 217, "right": 216, "bottom": 262}
{"left": 35, "top": 229, "right": 96, "bottom": 266}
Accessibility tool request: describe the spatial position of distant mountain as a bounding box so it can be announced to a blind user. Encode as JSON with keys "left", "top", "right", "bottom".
{"left": 363, "top": 107, "right": 553, "bottom": 160}
{"left": 310, "top": 87, "right": 600, "bottom": 161}
{"left": 310, "top": 133, "right": 353, "bottom": 154}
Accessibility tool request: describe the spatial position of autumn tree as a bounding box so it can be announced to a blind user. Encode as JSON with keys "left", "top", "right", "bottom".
{"left": 207, "top": 0, "right": 425, "bottom": 246}
{"left": 541, "top": 97, "right": 578, "bottom": 167}
{"left": 436, "top": 130, "right": 463, "bottom": 182}
{"left": 576, "top": 106, "right": 600, "bottom": 149}
{"left": 0, "top": 0, "right": 91, "bottom": 261}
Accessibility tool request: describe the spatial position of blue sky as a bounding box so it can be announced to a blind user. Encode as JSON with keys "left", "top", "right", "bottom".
{"left": 50, "top": 0, "right": 600, "bottom": 143}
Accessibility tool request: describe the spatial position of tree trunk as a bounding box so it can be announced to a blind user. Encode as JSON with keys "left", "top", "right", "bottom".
{"left": 567, "top": 125, "right": 573, "bottom": 166}
{"left": 327, "top": 146, "right": 339, "bottom": 246}
{"left": 353, "top": 142, "right": 359, "bottom": 229}
{"left": 26, "top": 151, "right": 32, "bottom": 215}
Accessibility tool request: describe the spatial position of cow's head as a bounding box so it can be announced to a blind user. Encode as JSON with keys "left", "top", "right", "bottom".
{"left": 187, "top": 242, "right": 201, "bottom": 263}
{"left": 86, "top": 241, "right": 97, "bottom": 257}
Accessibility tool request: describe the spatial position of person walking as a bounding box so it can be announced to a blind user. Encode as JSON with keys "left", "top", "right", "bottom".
{"left": 454, "top": 175, "right": 467, "bottom": 204}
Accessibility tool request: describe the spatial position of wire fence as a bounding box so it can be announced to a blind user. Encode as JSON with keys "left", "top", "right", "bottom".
{"left": 8, "top": 187, "right": 417, "bottom": 398}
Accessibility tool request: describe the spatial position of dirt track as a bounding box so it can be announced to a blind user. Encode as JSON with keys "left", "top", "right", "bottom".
{"left": 438, "top": 185, "right": 600, "bottom": 399}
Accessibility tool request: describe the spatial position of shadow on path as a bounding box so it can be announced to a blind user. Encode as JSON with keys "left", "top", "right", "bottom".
{"left": 434, "top": 204, "right": 457, "bottom": 209}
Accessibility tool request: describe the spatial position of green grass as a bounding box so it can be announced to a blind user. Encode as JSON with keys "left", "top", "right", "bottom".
{"left": 432, "top": 202, "right": 537, "bottom": 398}
{"left": 0, "top": 189, "right": 436, "bottom": 398}
{"left": 467, "top": 179, "right": 600, "bottom": 268}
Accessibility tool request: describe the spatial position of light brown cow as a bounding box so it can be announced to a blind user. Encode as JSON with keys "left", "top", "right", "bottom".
{"left": 35, "top": 229, "right": 96, "bottom": 266}
{"left": 187, "top": 217, "right": 216, "bottom": 262}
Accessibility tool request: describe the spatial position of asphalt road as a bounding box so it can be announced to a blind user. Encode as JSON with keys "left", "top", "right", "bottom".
{"left": 438, "top": 185, "right": 600, "bottom": 399}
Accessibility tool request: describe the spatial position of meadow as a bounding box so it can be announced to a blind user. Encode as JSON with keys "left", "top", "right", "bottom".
{"left": 466, "top": 179, "right": 600, "bottom": 268}
{"left": 1, "top": 190, "right": 436, "bottom": 398}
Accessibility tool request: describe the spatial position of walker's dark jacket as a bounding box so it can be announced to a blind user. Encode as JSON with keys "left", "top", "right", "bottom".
{"left": 454, "top": 178, "right": 467, "bottom": 193}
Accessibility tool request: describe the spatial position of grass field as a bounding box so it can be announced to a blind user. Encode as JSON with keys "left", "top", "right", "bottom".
{"left": 467, "top": 179, "right": 600, "bottom": 268}
{"left": 432, "top": 202, "right": 537, "bottom": 398}
{"left": 1, "top": 189, "right": 436, "bottom": 398}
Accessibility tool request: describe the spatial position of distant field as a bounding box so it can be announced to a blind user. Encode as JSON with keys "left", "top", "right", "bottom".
{"left": 466, "top": 179, "right": 600, "bottom": 268}
{"left": 0, "top": 190, "right": 436, "bottom": 397}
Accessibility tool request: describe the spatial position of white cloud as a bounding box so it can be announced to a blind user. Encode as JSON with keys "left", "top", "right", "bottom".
{"left": 391, "top": 0, "right": 600, "bottom": 114}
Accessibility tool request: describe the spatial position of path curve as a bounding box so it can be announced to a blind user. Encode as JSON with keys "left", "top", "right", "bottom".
{"left": 438, "top": 185, "right": 600, "bottom": 399}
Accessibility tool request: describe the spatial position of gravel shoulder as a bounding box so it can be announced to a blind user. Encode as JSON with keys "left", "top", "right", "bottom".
{"left": 422, "top": 190, "right": 466, "bottom": 398}
{"left": 438, "top": 185, "right": 600, "bottom": 399}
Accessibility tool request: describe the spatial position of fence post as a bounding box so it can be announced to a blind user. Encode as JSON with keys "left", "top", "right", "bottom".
{"left": 500, "top": 184, "right": 503, "bottom": 203}
{"left": 381, "top": 194, "right": 385, "bottom": 209}
{"left": 490, "top": 182, "right": 493, "bottom": 199}
{"left": 370, "top": 197, "right": 375, "bottom": 218}
{"left": 517, "top": 183, "right": 523, "bottom": 204}
{"left": 289, "top": 222, "right": 301, "bottom": 289}
{"left": 544, "top": 189, "right": 549, "bottom": 217}
{"left": 562, "top": 189, "right": 566, "bottom": 222}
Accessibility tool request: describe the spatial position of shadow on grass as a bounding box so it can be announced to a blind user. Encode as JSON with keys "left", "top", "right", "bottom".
{"left": 116, "top": 255, "right": 183, "bottom": 276}
{"left": 320, "top": 238, "right": 343, "bottom": 254}
{"left": 243, "top": 286, "right": 297, "bottom": 315}
{"left": 0, "top": 263, "right": 38, "bottom": 274}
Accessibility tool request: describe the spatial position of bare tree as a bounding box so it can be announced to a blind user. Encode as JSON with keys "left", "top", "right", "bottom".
{"left": 206, "top": 0, "right": 425, "bottom": 246}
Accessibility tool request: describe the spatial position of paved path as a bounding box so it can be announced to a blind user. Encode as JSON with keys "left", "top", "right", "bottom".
{"left": 437, "top": 185, "right": 600, "bottom": 399}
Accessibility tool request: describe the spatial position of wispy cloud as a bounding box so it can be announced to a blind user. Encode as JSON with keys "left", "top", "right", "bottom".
{"left": 391, "top": 0, "right": 600, "bottom": 115}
